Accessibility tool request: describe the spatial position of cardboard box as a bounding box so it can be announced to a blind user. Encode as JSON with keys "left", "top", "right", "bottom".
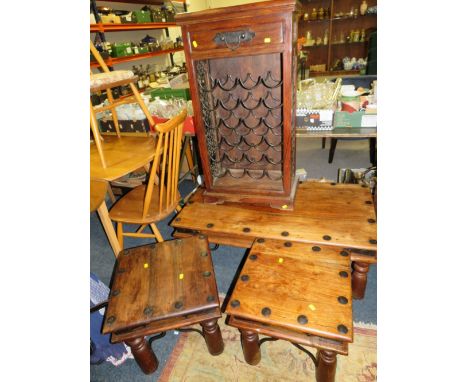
{"left": 132, "top": 10, "right": 152, "bottom": 23}
{"left": 333, "top": 111, "right": 377, "bottom": 128}
{"left": 145, "top": 87, "right": 191, "bottom": 101}
{"left": 296, "top": 108, "right": 334, "bottom": 130}
{"left": 111, "top": 43, "right": 132, "bottom": 58}
{"left": 100, "top": 14, "right": 121, "bottom": 24}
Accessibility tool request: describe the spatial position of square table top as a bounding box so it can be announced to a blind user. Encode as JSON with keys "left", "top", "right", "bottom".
{"left": 225, "top": 238, "right": 353, "bottom": 343}
{"left": 102, "top": 236, "right": 219, "bottom": 334}
{"left": 172, "top": 180, "right": 377, "bottom": 255}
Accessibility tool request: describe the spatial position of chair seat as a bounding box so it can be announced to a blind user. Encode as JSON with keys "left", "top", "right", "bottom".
{"left": 90, "top": 70, "right": 137, "bottom": 92}
{"left": 109, "top": 184, "right": 180, "bottom": 224}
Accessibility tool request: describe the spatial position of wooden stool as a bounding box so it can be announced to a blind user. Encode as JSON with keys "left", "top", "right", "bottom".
{"left": 225, "top": 239, "right": 353, "bottom": 382}
{"left": 102, "top": 236, "right": 224, "bottom": 374}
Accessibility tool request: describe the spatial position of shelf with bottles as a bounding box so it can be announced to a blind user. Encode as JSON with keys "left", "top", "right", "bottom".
{"left": 332, "top": 13, "right": 376, "bottom": 21}
{"left": 300, "top": 2, "right": 331, "bottom": 23}
{"left": 302, "top": 44, "right": 329, "bottom": 49}
{"left": 100, "top": 0, "right": 184, "bottom": 5}
{"left": 90, "top": 0, "right": 181, "bottom": 25}
{"left": 331, "top": 41, "right": 366, "bottom": 46}
{"left": 298, "top": 0, "right": 376, "bottom": 78}
{"left": 332, "top": 0, "right": 377, "bottom": 20}
{"left": 309, "top": 69, "right": 360, "bottom": 77}
{"left": 90, "top": 22, "right": 178, "bottom": 33}
{"left": 90, "top": 47, "right": 184, "bottom": 68}
{"left": 301, "top": 18, "right": 330, "bottom": 24}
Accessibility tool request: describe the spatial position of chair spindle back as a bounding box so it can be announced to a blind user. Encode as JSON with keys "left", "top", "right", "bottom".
{"left": 143, "top": 109, "right": 188, "bottom": 218}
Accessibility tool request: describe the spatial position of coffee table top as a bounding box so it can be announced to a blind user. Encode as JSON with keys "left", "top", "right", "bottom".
{"left": 102, "top": 236, "right": 220, "bottom": 334}
{"left": 226, "top": 238, "right": 353, "bottom": 343}
{"left": 172, "top": 180, "right": 377, "bottom": 252}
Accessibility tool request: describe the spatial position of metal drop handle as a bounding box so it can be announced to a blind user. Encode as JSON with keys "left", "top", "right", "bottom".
{"left": 213, "top": 30, "right": 256, "bottom": 51}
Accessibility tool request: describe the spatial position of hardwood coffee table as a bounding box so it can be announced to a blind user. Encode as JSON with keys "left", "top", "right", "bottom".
{"left": 172, "top": 180, "right": 377, "bottom": 299}
{"left": 102, "top": 236, "right": 224, "bottom": 374}
{"left": 225, "top": 238, "right": 353, "bottom": 382}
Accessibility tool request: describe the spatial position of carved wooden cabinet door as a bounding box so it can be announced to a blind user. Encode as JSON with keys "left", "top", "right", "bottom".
{"left": 177, "top": 0, "right": 300, "bottom": 210}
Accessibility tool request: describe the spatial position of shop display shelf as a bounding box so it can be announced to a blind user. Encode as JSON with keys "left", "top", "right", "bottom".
{"left": 90, "top": 48, "right": 184, "bottom": 68}
{"left": 91, "top": 22, "right": 178, "bottom": 33}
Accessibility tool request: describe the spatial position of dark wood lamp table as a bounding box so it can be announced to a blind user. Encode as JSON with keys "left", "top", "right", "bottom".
{"left": 102, "top": 236, "right": 224, "bottom": 374}
{"left": 172, "top": 180, "right": 377, "bottom": 299}
{"left": 226, "top": 239, "right": 353, "bottom": 382}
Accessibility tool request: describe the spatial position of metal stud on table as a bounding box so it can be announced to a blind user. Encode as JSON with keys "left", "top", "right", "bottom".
{"left": 297, "top": 315, "right": 308, "bottom": 325}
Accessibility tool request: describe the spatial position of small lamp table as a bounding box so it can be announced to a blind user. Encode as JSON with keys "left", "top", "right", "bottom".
{"left": 102, "top": 236, "right": 224, "bottom": 374}
{"left": 226, "top": 239, "right": 353, "bottom": 382}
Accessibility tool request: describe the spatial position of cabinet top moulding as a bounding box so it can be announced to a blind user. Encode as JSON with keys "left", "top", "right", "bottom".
{"left": 176, "top": 0, "right": 299, "bottom": 25}
{"left": 91, "top": 22, "right": 178, "bottom": 32}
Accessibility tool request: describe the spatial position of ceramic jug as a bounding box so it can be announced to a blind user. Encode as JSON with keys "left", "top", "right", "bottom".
{"left": 311, "top": 8, "right": 317, "bottom": 20}
{"left": 318, "top": 7, "right": 324, "bottom": 20}
{"left": 360, "top": 1, "right": 368, "bottom": 16}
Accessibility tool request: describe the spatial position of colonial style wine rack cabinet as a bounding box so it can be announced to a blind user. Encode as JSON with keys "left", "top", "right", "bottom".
{"left": 177, "top": 0, "right": 301, "bottom": 210}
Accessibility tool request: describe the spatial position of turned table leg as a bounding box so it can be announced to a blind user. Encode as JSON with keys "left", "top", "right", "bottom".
{"left": 352, "top": 261, "right": 370, "bottom": 300}
{"left": 125, "top": 337, "right": 159, "bottom": 374}
{"left": 240, "top": 329, "right": 261, "bottom": 365}
{"left": 315, "top": 350, "right": 337, "bottom": 382}
{"left": 200, "top": 318, "right": 224, "bottom": 355}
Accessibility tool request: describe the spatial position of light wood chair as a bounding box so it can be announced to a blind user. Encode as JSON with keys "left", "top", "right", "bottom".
{"left": 109, "top": 109, "right": 187, "bottom": 247}
{"left": 90, "top": 41, "right": 155, "bottom": 168}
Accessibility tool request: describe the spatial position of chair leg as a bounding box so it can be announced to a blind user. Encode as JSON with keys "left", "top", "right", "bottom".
{"left": 369, "top": 137, "right": 377, "bottom": 166}
{"left": 90, "top": 101, "right": 107, "bottom": 168}
{"left": 106, "top": 88, "right": 121, "bottom": 138}
{"left": 117, "top": 222, "right": 124, "bottom": 249}
{"left": 129, "top": 82, "right": 155, "bottom": 129}
{"left": 136, "top": 224, "right": 148, "bottom": 234}
{"left": 321, "top": 137, "right": 326, "bottom": 149}
{"left": 328, "top": 138, "right": 338, "bottom": 164}
{"left": 150, "top": 223, "right": 164, "bottom": 242}
{"left": 184, "top": 136, "right": 197, "bottom": 182}
{"left": 106, "top": 182, "right": 116, "bottom": 203}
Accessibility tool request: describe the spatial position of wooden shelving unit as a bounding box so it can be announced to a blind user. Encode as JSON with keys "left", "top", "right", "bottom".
{"left": 299, "top": 0, "right": 377, "bottom": 78}
{"left": 90, "top": 0, "right": 187, "bottom": 69}
{"left": 90, "top": 22, "right": 178, "bottom": 33}
{"left": 90, "top": 47, "right": 184, "bottom": 67}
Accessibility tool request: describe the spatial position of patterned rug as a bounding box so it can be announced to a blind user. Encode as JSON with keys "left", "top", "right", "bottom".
{"left": 159, "top": 315, "right": 376, "bottom": 382}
